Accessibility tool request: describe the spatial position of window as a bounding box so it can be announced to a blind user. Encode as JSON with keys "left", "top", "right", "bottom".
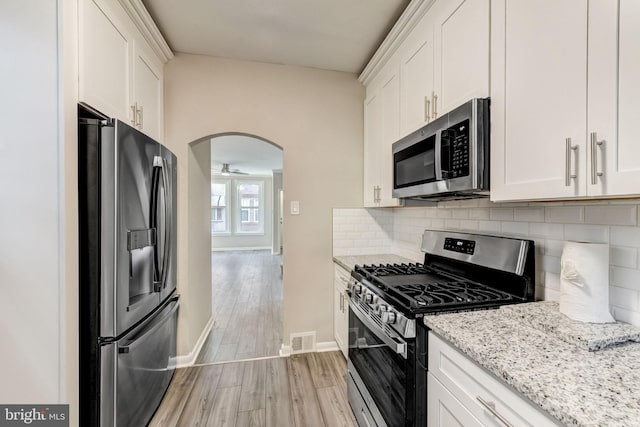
{"left": 211, "top": 178, "right": 266, "bottom": 236}
{"left": 237, "top": 182, "right": 263, "bottom": 234}
{"left": 211, "top": 181, "right": 229, "bottom": 233}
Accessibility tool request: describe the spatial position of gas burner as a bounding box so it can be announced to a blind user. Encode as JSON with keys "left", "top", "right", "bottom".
{"left": 394, "top": 281, "right": 516, "bottom": 310}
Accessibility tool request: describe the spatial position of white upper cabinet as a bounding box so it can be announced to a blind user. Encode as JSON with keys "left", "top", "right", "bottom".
{"left": 132, "top": 43, "right": 163, "bottom": 141}
{"left": 363, "top": 66, "right": 401, "bottom": 207}
{"left": 400, "top": 18, "right": 434, "bottom": 135}
{"left": 79, "top": 0, "right": 131, "bottom": 122}
{"left": 79, "top": 0, "right": 167, "bottom": 141}
{"left": 433, "top": 0, "right": 490, "bottom": 115}
{"left": 491, "top": 0, "right": 588, "bottom": 201}
{"left": 491, "top": 0, "right": 640, "bottom": 201}
{"left": 587, "top": 0, "right": 640, "bottom": 197}
{"left": 398, "top": 0, "right": 490, "bottom": 137}
{"left": 364, "top": 91, "right": 381, "bottom": 207}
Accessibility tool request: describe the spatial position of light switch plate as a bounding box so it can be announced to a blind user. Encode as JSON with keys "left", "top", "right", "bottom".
{"left": 291, "top": 201, "right": 300, "bottom": 215}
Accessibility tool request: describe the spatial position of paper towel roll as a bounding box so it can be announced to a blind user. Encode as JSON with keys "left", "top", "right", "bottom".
{"left": 559, "top": 241, "right": 615, "bottom": 323}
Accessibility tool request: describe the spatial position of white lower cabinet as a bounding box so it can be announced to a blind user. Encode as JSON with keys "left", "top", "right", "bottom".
{"left": 428, "top": 373, "right": 482, "bottom": 427}
{"left": 428, "top": 332, "right": 561, "bottom": 427}
{"left": 333, "top": 264, "right": 350, "bottom": 358}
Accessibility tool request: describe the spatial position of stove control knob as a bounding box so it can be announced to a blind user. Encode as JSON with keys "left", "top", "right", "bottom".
{"left": 354, "top": 284, "right": 363, "bottom": 295}
{"left": 379, "top": 304, "right": 388, "bottom": 314}
{"left": 364, "top": 293, "right": 374, "bottom": 304}
{"left": 383, "top": 311, "right": 397, "bottom": 324}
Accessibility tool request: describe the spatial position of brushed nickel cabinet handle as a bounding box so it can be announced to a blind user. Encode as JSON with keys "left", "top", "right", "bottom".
{"left": 137, "top": 105, "right": 144, "bottom": 129}
{"left": 130, "top": 103, "right": 137, "bottom": 126}
{"left": 565, "top": 137, "right": 578, "bottom": 187}
{"left": 432, "top": 92, "right": 438, "bottom": 119}
{"left": 590, "top": 132, "right": 604, "bottom": 184}
{"left": 476, "top": 396, "right": 514, "bottom": 427}
{"left": 425, "top": 96, "right": 431, "bottom": 122}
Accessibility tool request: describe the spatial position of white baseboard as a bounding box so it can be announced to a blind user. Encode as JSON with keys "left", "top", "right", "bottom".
{"left": 211, "top": 246, "right": 272, "bottom": 252}
{"left": 316, "top": 341, "right": 339, "bottom": 352}
{"left": 279, "top": 343, "right": 292, "bottom": 357}
{"left": 279, "top": 341, "right": 339, "bottom": 357}
{"left": 175, "top": 316, "right": 214, "bottom": 368}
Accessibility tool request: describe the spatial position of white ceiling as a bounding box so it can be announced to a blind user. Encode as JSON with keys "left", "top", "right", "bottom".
{"left": 142, "top": 0, "right": 409, "bottom": 73}
{"left": 211, "top": 135, "right": 283, "bottom": 176}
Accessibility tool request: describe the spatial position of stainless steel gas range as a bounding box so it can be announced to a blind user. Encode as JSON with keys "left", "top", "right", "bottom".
{"left": 346, "top": 230, "right": 535, "bottom": 427}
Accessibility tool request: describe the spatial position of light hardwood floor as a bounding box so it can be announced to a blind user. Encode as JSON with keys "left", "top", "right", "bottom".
{"left": 198, "top": 251, "right": 283, "bottom": 364}
{"left": 150, "top": 351, "right": 356, "bottom": 427}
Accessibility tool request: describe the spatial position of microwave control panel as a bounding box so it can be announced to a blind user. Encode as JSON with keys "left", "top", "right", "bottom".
{"left": 443, "top": 119, "right": 470, "bottom": 178}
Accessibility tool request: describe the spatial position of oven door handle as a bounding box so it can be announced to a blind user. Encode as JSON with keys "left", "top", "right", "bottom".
{"left": 348, "top": 298, "right": 407, "bottom": 359}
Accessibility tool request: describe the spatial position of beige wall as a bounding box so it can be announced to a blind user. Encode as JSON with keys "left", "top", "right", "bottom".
{"left": 164, "top": 54, "right": 364, "bottom": 354}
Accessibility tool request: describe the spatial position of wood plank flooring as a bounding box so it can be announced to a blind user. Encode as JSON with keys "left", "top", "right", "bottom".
{"left": 150, "top": 352, "right": 356, "bottom": 427}
{"left": 198, "top": 251, "right": 283, "bottom": 364}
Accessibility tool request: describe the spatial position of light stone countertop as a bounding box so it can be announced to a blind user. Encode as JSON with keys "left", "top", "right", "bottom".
{"left": 332, "top": 254, "right": 416, "bottom": 272}
{"left": 424, "top": 303, "right": 640, "bottom": 427}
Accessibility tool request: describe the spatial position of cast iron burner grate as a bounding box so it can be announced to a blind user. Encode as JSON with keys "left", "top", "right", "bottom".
{"left": 354, "top": 263, "right": 516, "bottom": 311}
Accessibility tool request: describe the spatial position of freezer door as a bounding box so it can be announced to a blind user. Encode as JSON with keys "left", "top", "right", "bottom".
{"left": 157, "top": 146, "right": 177, "bottom": 303}
{"left": 101, "top": 295, "right": 179, "bottom": 427}
{"left": 103, "top": 120, "right": 163, "bottom": 337}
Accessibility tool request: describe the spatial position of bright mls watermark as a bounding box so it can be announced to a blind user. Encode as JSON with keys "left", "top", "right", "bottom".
{"left": 0, "top": 405, "right": 68, "bottom": 427}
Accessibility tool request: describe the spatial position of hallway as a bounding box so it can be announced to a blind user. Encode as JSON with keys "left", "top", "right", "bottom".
{"left": 197, "top": 250, "right": 283, "bottom": 363}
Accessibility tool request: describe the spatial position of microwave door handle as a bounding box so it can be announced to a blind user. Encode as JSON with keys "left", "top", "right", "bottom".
{"left": 435, "top": 129, "right": 443, "bottom": 181}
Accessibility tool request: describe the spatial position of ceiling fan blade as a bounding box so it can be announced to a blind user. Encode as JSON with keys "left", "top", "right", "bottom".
{"left": 230, "top": 170, "right": 249, "bottom": 175}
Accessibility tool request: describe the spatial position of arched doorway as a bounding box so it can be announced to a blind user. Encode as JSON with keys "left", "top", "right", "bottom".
{"left": 198, "top": 133, "right": 284, "bottom": 364}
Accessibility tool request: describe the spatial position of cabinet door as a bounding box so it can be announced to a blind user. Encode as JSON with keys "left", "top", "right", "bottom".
{"left": 364, "top": 92, "right": 381, "bottom": 207}
{"left": 491, "top": 0, "right": 588, "bottom": 201}
{"left": 588, "top": 0, "right": 640, "bottom": 197}
{"left": 433, "top": 0, "right": 490, "bottom": 115}
{"left": 132, "top": 42, "right": 163, "bottom": 141}
{"left": 427, "top": 373, "right": 483, "bottom": 427}
{"left": 334, "top": 264, "right": 350, "bottom": 358}
{"left": 333, "top": 284, "right": 347, "bottom": 356}
{"left": 379, "top": 70, "right": 400, "bottom": 207}
{"left": 400, "top": 25, "right": 434, "bottom": 135}
{"left": 79, "top": 0, "right": 131, "bottom": 121}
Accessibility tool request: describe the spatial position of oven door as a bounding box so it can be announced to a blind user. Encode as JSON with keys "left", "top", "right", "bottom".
{"left": 348, "top": 298, "right": 412, "bottom": 427}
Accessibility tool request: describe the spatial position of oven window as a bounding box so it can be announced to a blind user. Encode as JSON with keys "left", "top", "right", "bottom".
{"left": 348, "top": 307, "right": 407, "bottom": 427}
{"left": 394, "top": 134, "right": 437, "bottom": 189}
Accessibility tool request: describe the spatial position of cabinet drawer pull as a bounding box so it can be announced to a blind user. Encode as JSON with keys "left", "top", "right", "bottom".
{"left": 565, "top": 137, "right": 578, "bottom": 187}
{"left": 476, "top": 396, "right": 513, "bottom": 427}
{"left": 590, "top": 132, "right": 604, "bottom": 185}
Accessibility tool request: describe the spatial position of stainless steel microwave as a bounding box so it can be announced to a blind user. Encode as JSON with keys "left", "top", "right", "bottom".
{"left": 392, "top": 98, "right": 490, "bottom": 202}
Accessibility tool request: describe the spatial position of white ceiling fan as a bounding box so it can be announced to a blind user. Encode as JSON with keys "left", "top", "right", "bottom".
{"left": 219, "top": 163, "right": 248, "bottom": 176}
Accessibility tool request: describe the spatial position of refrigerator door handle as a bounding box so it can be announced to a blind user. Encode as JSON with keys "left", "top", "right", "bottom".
{"left": 160, "top": 157, "right": 172, "bottom": 289}
{"left": 150, "top": 156, "right": 163, "bottom": 292}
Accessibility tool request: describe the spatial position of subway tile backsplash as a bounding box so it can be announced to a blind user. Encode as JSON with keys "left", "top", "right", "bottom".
{"left": 333, "top": 199, "right": 640, "bottom": 326}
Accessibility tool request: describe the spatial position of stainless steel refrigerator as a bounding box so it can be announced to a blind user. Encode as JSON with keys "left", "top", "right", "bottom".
{"left": 79, "top": 112, "right": 179, "bottom": 426}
